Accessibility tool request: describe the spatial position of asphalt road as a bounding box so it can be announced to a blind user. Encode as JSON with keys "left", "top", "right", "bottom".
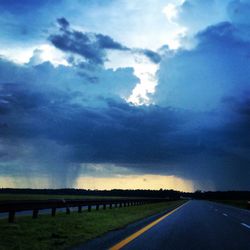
{"left": 121, "top": 200, "right": 250, "bottom": 250}
{"left": 79, "top": 200, "right": 250, "bottom": 250}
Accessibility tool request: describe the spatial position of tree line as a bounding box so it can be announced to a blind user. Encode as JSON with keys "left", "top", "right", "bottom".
{"left": 0, "top": 188, "right": 249, "bottom": 200}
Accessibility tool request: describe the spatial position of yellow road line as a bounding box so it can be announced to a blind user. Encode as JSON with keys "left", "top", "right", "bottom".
{"left": 109, "top": 201, "right": 189, "bottom": 250}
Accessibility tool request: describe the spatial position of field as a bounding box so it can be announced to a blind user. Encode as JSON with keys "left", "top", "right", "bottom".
{"left": 211, "top": 200, "right": 249, "bottom": 210}
{"left": 0, "top": 193, "right": 125, "bottom": 201}
{"left": 0, "top": 200, "right": 185, "bottom": 250}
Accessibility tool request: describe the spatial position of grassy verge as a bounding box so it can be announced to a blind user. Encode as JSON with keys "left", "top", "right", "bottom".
{"left": 0, "top": 200, "right": 185, "bottom": 250}
{"left": 211, "top": 200, "right": 249, "bottom": 210}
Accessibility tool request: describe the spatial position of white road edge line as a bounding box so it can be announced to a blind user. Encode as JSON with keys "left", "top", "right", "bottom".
{"left": 223, "top": 213, "right": 228, "bottom": 217}
{"left": 241, "top": 223, "right": 250, "bottom": 229}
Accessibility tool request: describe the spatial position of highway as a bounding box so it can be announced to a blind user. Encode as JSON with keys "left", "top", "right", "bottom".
{"left": 79, "top": 200, "right": 250, "bottom": 250}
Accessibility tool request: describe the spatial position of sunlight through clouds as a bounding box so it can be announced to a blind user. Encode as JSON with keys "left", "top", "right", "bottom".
{"left": 127, "top": 62, "right": 159, "bottom": 105}
{"left": 105, "top": 50, "right": 159, "bottom": 105}
{"left": 0, "top": 44, "right": 68, "bottom": 66}
{"left": 163, "top": 3, "right": 179, "bottom": 23}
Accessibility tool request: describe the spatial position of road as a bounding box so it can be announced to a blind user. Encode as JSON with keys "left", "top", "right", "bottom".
{"left": 79, "top": 200, "right": 250, "bottom": 250}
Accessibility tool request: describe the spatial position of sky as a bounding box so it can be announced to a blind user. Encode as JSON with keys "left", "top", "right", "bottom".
{"left": 0, "top": 0, "right": 250, "bottom": 191}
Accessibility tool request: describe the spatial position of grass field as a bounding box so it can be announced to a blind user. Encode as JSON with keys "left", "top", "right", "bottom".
{"left": 211, "top": 200, "right": 249, "bottom": 210}
{"left": 0, "top": 193, "right": 125, "bottom": 201}
{"left": 0, "top": 200, "right": 185, "bottom": 250}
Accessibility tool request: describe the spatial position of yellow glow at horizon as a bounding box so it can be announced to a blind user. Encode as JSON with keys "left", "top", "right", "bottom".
{"left": 0, "top": 174, "right": 194, "bottom": 192}
{"left": 0, "top": 176, "right": 50, "bottom": 189}
{"left": 76, "top": 174, "right": 194, "bottom": 192}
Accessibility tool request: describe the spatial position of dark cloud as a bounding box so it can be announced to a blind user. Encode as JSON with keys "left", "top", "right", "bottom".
{"left": 0, "top": 57, "right": 138, "bottom": 187}
{"left": 0, "top": 61, "right": 249, "bottom": 190}
{"left": 140, "top": 49, "right": 161, "bottom": 63}
{"left": 50, "top": 18, "right": 161, "bottom": 66}
{"left": 95, "top": 34, "right": 128, "bottom": 50}
{"left": 153, "top": 7, "right": 250, "bottom": 189}
{"left": 0, "top": 80, "right": 184, "bottom": 164}
{"left": 2, "top": 19, "right": 250, "bottom": 189}
{"left": 57, "top": 17, "right": 70, "bottom": 30}
{"left": 49, "top": 18, "right": 128, "bottom": 65}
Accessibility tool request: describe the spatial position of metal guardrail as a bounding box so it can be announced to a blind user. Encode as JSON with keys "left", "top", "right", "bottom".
{"left": 0, "top": 198, "right": 170, "bottom": 223}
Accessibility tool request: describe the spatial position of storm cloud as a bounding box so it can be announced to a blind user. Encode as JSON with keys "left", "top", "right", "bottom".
{"left": 49, "top": 18, "right": 128, "bottom": 65}
{"left": 49, "top": 18, "right": 161, "bottom": 67}
{"left": 0, "top": 0, "right": 249, "bottom": 190}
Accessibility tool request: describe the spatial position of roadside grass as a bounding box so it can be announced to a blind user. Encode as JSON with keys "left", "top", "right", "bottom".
{"left": 211, "top": 200, "right": 249, "bottom": 210}
{"left": 0, "top": 194, "right": 126, "bottom": 201}
{"left": 0, "top": 200, "right": 185, "bottom": 250}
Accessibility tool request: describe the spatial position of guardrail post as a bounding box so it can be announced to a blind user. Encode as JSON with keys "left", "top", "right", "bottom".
{"left": 52, "top": 208, "right": 56, "bottom": 217}
{"left": 8, "top": 211, "right": 15, "bottom": 223}
{"left": 109, "top": 204, "right": 112, "bottom": 209}
{"left": 66, "top": 207, "right": 70, "bottom": 215}
{"left": 96, "top": 204, "right": 99, "bottom": 210}
{"left": 119, "top": 202, "right": 122, "bottom": 208}
{"left": 88, "top": 205, "right": 91, "bottom": 212}
{"left": 115, "top": 203, "right": 117, "bottom": 208}
{"left": 78, "top": 206, "right": 82, "bottom": 213}
{"left": 32, "top": 209, "right": 39, "bottom": 219}
{"left": 103, "top": 204, "right": 106, "bottom": 210}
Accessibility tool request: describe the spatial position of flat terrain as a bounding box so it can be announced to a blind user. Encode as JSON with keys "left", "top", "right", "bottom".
{"left": 0, "top": 193, "right": 125, "bottom": 201}
{"left": 95, "top": 200, "right": 249, "bottom": 250}
{"left": 211, "top": 199, "right": 249, "bottom": 209}
{"left": 0, "top": 200, "right": 185, "bottom": 250}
